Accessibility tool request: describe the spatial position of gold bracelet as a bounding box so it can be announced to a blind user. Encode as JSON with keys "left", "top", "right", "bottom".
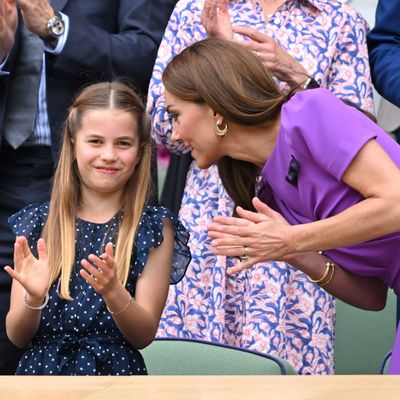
{"left": 106, "top": 296, "right": 134, "bottom": 316}
{"left": 307, "top": 261, "right": 331, "bottom": 284}
{"left": 320, "top": 262, "right": 335, "bottom": 287}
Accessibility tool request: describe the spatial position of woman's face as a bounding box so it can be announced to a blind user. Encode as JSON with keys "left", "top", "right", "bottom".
{"left": 165, "top": 90, "right": 224, "bottom": 169}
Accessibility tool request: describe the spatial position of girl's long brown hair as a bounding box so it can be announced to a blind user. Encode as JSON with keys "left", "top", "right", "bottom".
{"left": 42, "top": 82, "right": 152, "bottom": 300}
{"left": 162, "top": 38, "right": 287, "bottom": 212}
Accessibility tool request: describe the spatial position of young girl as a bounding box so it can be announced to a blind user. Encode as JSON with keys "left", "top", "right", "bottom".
{"left": 3, "top": 81, "right": 190, "bottom": 375}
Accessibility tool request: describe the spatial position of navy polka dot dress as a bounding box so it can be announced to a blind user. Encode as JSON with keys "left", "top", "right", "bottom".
{"left": 8, "top": 203, "right": 190, "bottom": 376}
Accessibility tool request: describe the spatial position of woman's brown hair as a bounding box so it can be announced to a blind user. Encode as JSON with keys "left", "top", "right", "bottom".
{"left": 162, "top": 38, "right": 287, "bottom": 212}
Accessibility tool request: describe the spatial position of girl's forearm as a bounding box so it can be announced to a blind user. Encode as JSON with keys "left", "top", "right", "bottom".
{"left": 6, "top": 303, "right": 42, "bottom": 348}
{"left": 103, "top": 287, "right": 159, "bottom": 349}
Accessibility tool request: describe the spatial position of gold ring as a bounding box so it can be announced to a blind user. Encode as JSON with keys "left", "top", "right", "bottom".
{"left": 239, "top": 246, "right": 249, "bottom": 262}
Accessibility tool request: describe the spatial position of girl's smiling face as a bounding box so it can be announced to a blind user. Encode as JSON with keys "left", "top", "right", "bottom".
{"left": 73, "top": 108, "right": 140, "bottom": 198}
{"left": 165, "top": 90, "right": 225, "bottom": 169}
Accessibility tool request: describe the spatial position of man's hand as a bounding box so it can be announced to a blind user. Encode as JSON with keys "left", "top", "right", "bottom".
{"left": 16, "top": 0, "right": 54, "bottom": 38}
{"left": 0, "top": 0, "right": 17, "bottom": 63}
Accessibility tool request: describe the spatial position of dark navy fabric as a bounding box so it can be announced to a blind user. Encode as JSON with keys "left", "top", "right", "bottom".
{"left": 8, "top": 203, "right": 190, "bottom": 375}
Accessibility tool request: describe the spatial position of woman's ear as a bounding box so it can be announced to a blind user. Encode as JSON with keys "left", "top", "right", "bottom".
{"left": 212, "top": 110, "right": 225, "bottom": 124}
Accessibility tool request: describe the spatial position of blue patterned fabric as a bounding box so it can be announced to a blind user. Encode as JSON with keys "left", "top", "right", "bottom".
{"left": 8, "top": 203, "right": 190, "bottom": 375}
{"left": 147, "top": 0, "right": 374, "bottom": 374}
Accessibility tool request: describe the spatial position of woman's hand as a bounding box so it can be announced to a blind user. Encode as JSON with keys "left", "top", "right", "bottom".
{"left": 0, "top": 0, "right": 17, "bottom": 63}
{"left": 201, "top": 0, "right": 233, "bottom": 40}
{"left": 233, "top": 26, "right": 308, "bottom": 87}
{"left": 4, "top": 236, "right": 50, "bottom": 304}
{"left": 80, "top": 242, "right": 122, "bottom": 296}
{"left": 208, "top": 197, "right": 294, "bottom": 274}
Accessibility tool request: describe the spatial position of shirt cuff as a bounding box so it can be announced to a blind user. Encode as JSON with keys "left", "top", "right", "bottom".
{"left": 44, "top": 12, "right": 70, "bottom": 55}
{"left": 0, "top": 55, "right": 10, "bottom": 76}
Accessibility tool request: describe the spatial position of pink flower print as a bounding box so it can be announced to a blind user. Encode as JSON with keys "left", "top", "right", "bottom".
{"left": 200, "top": 273, "right": 212, "bottom": 286}
{"left": 242, "top": 326, "right": 254, "bottom": 341}
{"left": 298, "top": 295, "right": 315, "bottom": 313}
{"left": 266, "top": 280, "right": 281, "bottom": 302}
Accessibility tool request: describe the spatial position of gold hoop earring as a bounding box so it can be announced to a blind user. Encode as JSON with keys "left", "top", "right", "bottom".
{"left": 214, "top": 121, "right": 228, "bottom": 137}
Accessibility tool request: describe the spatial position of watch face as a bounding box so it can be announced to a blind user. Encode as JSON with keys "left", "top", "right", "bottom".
{"left": 49, "top": 16, "right": 65, "bottom": 37}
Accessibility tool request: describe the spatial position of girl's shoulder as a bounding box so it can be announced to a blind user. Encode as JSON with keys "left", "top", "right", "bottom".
{"left": 138, "top": 205, "right": 188, "bottom": 247}
{"left": 135, "top": 205, "right": 191, "bottom": 284}
{"left": 140, "top": 205, "right": 181, "bottom": 224}
{"left": 8, "top": 202, "right": 50, "bottom": 238}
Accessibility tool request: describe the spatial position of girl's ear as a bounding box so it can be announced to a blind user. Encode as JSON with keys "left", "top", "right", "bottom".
{"left": 70, "top": 137, "right": 76, "bottom": 158}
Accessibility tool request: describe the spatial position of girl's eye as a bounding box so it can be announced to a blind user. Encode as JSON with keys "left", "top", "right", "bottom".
{"left": 89, "top": 139, "right": 102, "bottom": 145}
{"left": 118, "top": 141, "right": 131, "bottom": 148}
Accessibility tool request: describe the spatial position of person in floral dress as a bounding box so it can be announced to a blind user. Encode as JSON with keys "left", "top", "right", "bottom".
{"left": 147, "top": 0, "right": 374, "bottom": 374}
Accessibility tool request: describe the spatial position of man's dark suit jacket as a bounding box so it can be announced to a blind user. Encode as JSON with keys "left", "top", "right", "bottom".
{"left": 0, "top": 0, "right": 177, "bottom": 159}
{"left": 368, "top": 0, "right": 400, "bottom": 108}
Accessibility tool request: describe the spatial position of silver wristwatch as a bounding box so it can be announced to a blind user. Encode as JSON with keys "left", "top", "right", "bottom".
{"left": 47, "top": 11, "right": 65, "bottom": 38}
{"left": 42, "top": 10, "right": 65, "bottom": 48}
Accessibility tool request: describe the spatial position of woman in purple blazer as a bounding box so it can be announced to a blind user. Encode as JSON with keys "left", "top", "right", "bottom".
{"left": 163, "top": 38, "right": 400, "bottom": 374}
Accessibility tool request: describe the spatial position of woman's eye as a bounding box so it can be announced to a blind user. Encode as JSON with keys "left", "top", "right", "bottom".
{"left": 168, "top": 112, "right": 179, "bottom": 122}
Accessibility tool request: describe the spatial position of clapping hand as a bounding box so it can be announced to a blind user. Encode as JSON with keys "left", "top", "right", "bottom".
{"left": 80, "top": 242, "right": 121, "bottom": 296}
{"left": 4, "top": 236, "right": 50, "bottom": 304}
{"left": 208, "top": 197, "right": 294, "bottom": 274}
{"left": 0, "top": 0, "right": 17, "bottom": 62}
{"left": 232, "top": 26, "right": 308, "bottom": 87}
{"left": 200, "top": 2, "right": 308, "bottom": 87}
{"left": 201, "top": 0, "right": 233, "bottom": 40}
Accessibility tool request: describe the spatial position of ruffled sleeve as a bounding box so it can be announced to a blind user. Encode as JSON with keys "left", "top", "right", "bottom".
{"left": 8, "top": 203, "right": 49, "bottom": 255}
{"left": 134, "top": 205, "right": 191, "bottom": 284}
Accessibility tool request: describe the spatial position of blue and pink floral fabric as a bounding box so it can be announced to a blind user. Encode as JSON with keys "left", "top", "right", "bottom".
{"left": 147, "top": 0, "right": 374, "bottom": 374}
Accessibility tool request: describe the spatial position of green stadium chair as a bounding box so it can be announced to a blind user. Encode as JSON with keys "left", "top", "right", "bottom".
{"left": 140, "top": 337, "right": 296, "bottom": 375}
{"left": 334, "top": 290, "right": 397, "bottom": 374}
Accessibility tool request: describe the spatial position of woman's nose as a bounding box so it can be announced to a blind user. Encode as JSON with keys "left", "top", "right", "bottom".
{"left": 171, "top": 127, "right": 180, "bottom": 142}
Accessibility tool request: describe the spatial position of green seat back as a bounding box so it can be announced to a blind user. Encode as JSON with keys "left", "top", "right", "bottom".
{"left": 334, "top": 290, "right": 397, "bottom": 374}
{"left": 140, "top": 338, "right": 296, "bottom": 375}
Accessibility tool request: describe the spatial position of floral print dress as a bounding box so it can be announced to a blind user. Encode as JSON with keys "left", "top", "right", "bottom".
{"left": 147, "top": 0, "right": 374, "bottom": 374}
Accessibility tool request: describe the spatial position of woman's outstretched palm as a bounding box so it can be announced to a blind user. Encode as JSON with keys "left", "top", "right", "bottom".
{"left": 4, "top": 236, "right": 50, "bottom": 300}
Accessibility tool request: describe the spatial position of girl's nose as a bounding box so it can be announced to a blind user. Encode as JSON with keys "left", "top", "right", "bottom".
{"left": 100, "top": 147, "right": 117, "bottom": 161}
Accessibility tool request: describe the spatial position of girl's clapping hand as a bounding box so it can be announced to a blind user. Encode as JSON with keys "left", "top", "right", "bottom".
{"left": 80, "top": 242, "right": 121, "bottom": 295}
{"left": 4, "top": 236, "right": 50, "bottom": 302}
